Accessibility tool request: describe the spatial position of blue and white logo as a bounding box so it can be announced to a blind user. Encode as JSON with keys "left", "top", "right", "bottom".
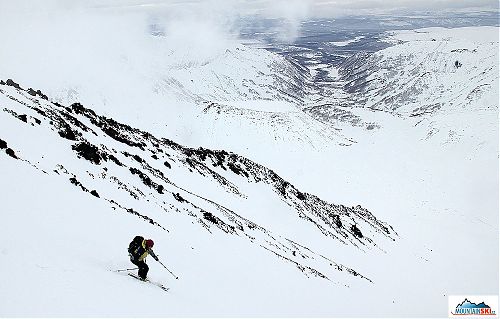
{"left": 449, "top": 296, "right": 498, "bottom": 317}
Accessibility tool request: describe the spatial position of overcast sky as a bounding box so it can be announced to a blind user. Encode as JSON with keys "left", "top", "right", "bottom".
{"left": 1, "top": 0, "right": 498, "bottom": 16}
{"left": 91, "top": 0, "right": 500, "bottom": 18}
{"left": 0, "top": 0, "right": 497, "bottom": 50}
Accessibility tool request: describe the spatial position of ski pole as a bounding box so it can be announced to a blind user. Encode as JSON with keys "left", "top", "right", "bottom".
{"left": 157, "top": 259, "right": 179, "bottom": 279}
{"left": 115, "top": 267, "right": 138, "bottom": 272}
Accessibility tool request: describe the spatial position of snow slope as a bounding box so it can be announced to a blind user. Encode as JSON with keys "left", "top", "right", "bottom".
{"left": 346, "top": 27, "right": 498, "bottom": 116}
{"left": 0, "top": 11, "right": 498, "bottom": 316}
{"left": 0, "top": 8, "right": 312, "bottom": 136}
{"left": 283, "top": 26, "right": 499, "bottom": 317}
{"left": 0, "top": 80, "right": 397, "bottom": 316}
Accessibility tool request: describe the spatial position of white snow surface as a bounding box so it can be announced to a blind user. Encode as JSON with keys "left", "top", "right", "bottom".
{"left": 0, "top": 10, "right": 498, "bottom": 316}
{"left": 0, "top": 8, "right": 309, "bottom": 141}
{"left": 329, "top": 36, "right": 365, "bottom": 46}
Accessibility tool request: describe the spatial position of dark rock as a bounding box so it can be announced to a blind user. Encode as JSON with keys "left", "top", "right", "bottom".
{"left": 133, "top": 154, "right": 143, "bottom": 163}
{"left": 108, "top": 154, "right": 123, "bottom": 166}
{"left": 99, "top": 120, "right": 143, "bottom": 149}
{"left": 163, "top": 160, "right": 171, "bottom": 169}
{"left": 122, "top": 151, "right": 131, "bottom": 158}
{"left": 0, "top": 139, "right": 7, "bottom": 149}
{"left": 119, "top": 205, "right": 164, "bottom": 229}
{"left": 27, "top": 88, "right": 37, "bottom": 96}
{"left": 31, "top": 107, "right": 46, "bottom": 118}
{"left": 296, "top": 191, "right": 306, "bottom": 201}
{"left": 25, "top": 88, "right": 48, "bottom": 100}
{"left": 4, "top": 109, "right": 28, "bottom": 123}
{"left": 185, "top": 147, "right": 228, "bottom": 169}
{"left": 228, "top": 162, "right": 244, "bottom": 176}
{"left": 69, "top": 177, "right": 87, "bottom": 191}
{"left": 173, "top": 192, "right": 185, "bottom": 202}
{"left": 90, "top": 190, "right": 100, "bottom": 198}
{"left": 277, "top": 180, "right": 289, "bottom": 196}
{"left": 36, "top": 89, "right": 48, "bottom": 100}
{"left": 129, "top": 167, "right": 147, "bottom": 183}
{"left": 203, "top": 212, "right": 218, "bottom": 224}
{"left": 71, "top": 102, "right": 97, "bottom": 118}
{"left": 69, "top": 177, "right": 79, "bottom": 186}
{"left": 5, "top": 148, "right": 18, "bottom": 159}
{"left": 60, "top": 112, "right": 92, "bottom": 133}
{"left": 5, "top": 79, "right": 21, "bottom": 89}
{"left": 332, "top": 214, "right": 342, "bottom": 228}
{"left": 129, "top": 167, "right": 162, "bottom": 193}
{"left": 72, "top": 142, "right": 104, "bottom": 165}
{"left": 157, "top": 184, "right": 164, "bottom": 194}
{"left": 185, "top": 158, "right": 194, "bottom": 168}
{"left": 58, "top": 124, "right": 78, "bottom": 140}
{"left": 351, "top": 224, "right": 363, "bottom": 238}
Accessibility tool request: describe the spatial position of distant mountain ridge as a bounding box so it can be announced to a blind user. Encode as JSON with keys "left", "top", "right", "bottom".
{"left": 337, "top": 28, "right": 498, "bottom": 117}
{"left": 303, "top": 26, "right": 498, "bottom": 145}
{"left": 153, "top": 44, "right": 312, "bottom": 105}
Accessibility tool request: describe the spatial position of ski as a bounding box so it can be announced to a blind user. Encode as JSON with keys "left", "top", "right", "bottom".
{"left": 128, "top": 273, "right": 170, "bottom": 292}
{"left": 112, "top": 268, "right": 138, "bottom": 273}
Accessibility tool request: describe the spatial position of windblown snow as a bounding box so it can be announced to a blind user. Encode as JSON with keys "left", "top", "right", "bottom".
{"left": 0, "top": 7, "right": 497, "bottom": 317}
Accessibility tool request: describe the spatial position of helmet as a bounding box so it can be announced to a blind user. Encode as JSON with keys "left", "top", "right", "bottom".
{"left": 145, "top": 239, "right": 154, "bottom": 248}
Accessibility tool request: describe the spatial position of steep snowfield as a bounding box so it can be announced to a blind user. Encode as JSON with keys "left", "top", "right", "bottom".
{"left": 1, "top": 154, "right": 343, "bottom": 317}
{"left": 181, "top": 26, "right": 499, "bottom": 316}
{"left": 276, "top": 26, "right": 499, "bottom": 317}
{"left": 0, "top": 81, "right": 396, "bottom": 316}
{"left": 0, "top": 13, "right": 498, "bottom": 317}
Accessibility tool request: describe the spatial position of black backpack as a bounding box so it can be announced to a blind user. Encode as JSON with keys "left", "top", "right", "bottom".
{"left": 128, "top": 235, "right": 144, "bottom": 255}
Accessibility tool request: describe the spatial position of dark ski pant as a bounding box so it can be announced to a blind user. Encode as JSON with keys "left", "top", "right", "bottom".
{"left": 131, "top": 257, "right": 149, "bottom": 279}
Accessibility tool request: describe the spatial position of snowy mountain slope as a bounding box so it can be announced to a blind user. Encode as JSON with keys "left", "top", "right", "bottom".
{"left": 0, "top": 79, "right": 397, "bottom": 291}
{"left": 304, "top": 27, "right": 498, "bottom": 141}
{"left": 159, "top": 45, "right": 311, "bottom": 105}
{"left": 0, "top": 15, "right": 498, "bottom": 316}
{"left": 227, "top": 26, "right": 497, "bottom": 317}
{"left": 344, "top": 27, "right": 498, "bottom": 115}
{"left": 195, "top": 100, "right": 355, "bottom": 152}
{"left": 0, "top": 9, "right": 353, "bottom": 166}
{"left": 0, "top": 16, "right": 311, "bottom": 118}
{"left": 1, "top": 144, "right": 360, "bottom": 317}
{"left": 270, "top": 89, "right": 498, "bottom": 316}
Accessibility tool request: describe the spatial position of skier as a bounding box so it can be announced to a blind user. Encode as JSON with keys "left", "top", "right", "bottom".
{"left": 128, "top": 236, "right": 159, "bottom": 280}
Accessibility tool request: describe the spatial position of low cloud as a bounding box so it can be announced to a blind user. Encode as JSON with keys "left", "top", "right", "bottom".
{"left": 0, "top": 0, "right": 496, "bottom": 86}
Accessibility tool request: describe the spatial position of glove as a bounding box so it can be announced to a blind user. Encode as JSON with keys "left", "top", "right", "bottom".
{"left": 149, "top": 249, "right": 159, "bottom": 261}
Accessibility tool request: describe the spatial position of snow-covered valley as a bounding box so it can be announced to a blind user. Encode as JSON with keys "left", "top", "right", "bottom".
{"left": 0, "top": 5, "right": 498, "bottom": 317}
